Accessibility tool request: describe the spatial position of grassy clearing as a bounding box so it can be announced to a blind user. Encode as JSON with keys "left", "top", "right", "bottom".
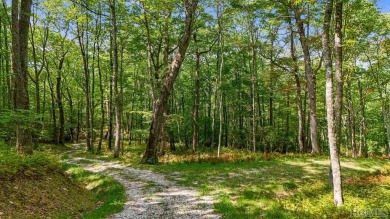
{"left": 71, "top": 143, "right": 390, "bottom": 219}
{"left": 156, "top": 157, "right": 390, "bottom": 218}
{"left": 0, "top": 142, "right": 125, "bottom": 218}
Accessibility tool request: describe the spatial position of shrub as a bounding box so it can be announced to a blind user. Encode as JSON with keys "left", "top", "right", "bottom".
{"left": 0, "top": 142, "right": 61, "bottom": 180}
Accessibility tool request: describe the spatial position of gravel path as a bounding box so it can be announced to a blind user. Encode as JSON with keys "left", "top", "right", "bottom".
{"left": 65, "top": 144, "right": 221, "bottom": 219}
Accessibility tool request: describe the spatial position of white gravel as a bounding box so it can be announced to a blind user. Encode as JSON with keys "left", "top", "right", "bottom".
{"left": 65, "top": 145, "right": 221, "bottom": 219}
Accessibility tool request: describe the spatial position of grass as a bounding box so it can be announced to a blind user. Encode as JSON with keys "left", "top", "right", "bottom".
{"left": 165, "top": 156, "right": 390, "bottom": 219}
{"left": 0, "top": 142, "right": 125, "bottom": 218}
{"left": 64, "top": 164, "right": 126, "bottom": 219}
{"left": 71, "top": 143, "right": 390, "bottom": 219}
{"left": 52, "top": 142, "right": 390, "bottom": 218}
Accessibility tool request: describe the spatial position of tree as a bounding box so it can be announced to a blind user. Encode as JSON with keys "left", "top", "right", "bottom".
{"left": 334, "top": 0, "right": 343, "bottom": 149}
{"left": 322, "top": 0, "right": 343, "bottom": 206}
{"left": 290, "top": 2, "right": 320, "bottom": 154}
{"left": 110, "top": 0, "right": 121, "bottom": 158}
{"left": 287, "top": 14, "right": 305, "bottom": 153}
{"left": 0, "top": 1, "right": 12, "bottom": 111}
{"left": 75, "top": 3, "right": 93, "bottom": 151}
{"left": 11, "top": 0, "right": 33, "bottom": 154}
{"left": 216, "top": 0, "right": 224, "bottom": 157}
{"left": 141, "top": 0, "right": 199, "bottom": 164}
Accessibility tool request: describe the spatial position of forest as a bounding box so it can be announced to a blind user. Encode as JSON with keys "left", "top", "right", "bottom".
{"left": 0, "top": 0, "right": 389, "bottom": 218}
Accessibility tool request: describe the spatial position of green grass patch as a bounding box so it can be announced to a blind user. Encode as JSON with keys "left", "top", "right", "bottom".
{"left": 57, "top": 142, "right": 390, "bottom": 218}
{"left": 149, "top": 151, "right": 390, "bottom": 219}
{"left": 64, "top": 164, "right": 126, "bottom": 219}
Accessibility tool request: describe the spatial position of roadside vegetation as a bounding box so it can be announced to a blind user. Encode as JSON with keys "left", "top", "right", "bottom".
{"left": 72, "top": 143, "right": 390, "bottom": 219}
{"left": 0, "top": 142, "right": 125, "bottom": 218}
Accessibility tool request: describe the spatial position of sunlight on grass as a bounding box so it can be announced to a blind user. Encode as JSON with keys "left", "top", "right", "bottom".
{"left": 152, "top": 154, "right": 390, "bottom": 218}
{"left": 64, "top": 165, "right": 125, "bottom": 219}
{"left": 60, "top": 143, "right": 390, "bottom": 219}
{"left": 86, "top": 179, "right": 105, "bottom": 190}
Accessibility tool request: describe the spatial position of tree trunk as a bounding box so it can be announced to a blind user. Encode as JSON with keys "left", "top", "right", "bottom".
{"left": 56, "top": 71, "right": 65, "bottom": 145}
{"left": 346, "top": 80, "right": 357, "bottom": 158}
{"left": 97, "top": 41, "right": 104, "bottom": 152}
{"left": 292, "top": 5, "right": 320, "bottom": 154}
{"left": 12, "top": 0, "right": 33, "bottom": 154}
{"left": 357, "top": 78, "right": 367, "bottom": 157}
{"left": 108, "top": 70, "right": 113, "bottom": 149}
{"left": 287, "top": 15, "right": 305, "bottom": 153}
{"left": 217, "top": 0, "right": 224, "bottom": 157}
{"left": 141, "top": 0, "right": 198, "bottom": 164}
{"left": 192, "top": 40, "right": 200, "bottom": 153}
{"left": 66, "top": 86, "right": 75, "bottom": 142}
{"left": 2, "top": 5, "right": 12, "bottom": 110}
{"left": 47, "top": 72, "right": 58, "bottom": 144}
{"left": 56, "top": 53, "right": 67, "bottom": 146}
{"left": 334, "top": 0, "right": 344, "bottom": 149}
{"left": 249, "top": 18, "right": 257, "bottom": 153}
{"left": 76, "top": 15, "right": 93, "bottom": 151}
{"left": 76, "top": 101, "right": 81, "bottom": 142}
{"left": 322, "top": 0, "right": 343, "bottom": 206}
{"left": 110, "top": 0, "right": 121, "bottom": 158}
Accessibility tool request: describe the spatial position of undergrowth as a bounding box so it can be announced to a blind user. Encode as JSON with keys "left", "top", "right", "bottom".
{"left": 0, "top": 142, "right": 125, "bottom": 218}
{"left": 53, "top": 142, "right": 390, "bottom": 218}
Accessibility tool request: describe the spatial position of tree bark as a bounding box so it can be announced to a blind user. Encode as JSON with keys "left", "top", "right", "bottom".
{"left": 287, "top": 15, "right": 305, "bottom": 153}
{"left": 97, "top": 38, "right": 104, "bottom": 152}
{"left": 1, "top": 2, "right": 12, "bottom": 110}
{"left": 248, "top": 16, "right": 257, "bottom": 153}
{"left": 110, "top": 0, "right": 121, "bottom": 158}
{"left": 56, "top": 65, "right": 65, "bottom": 146}
{"left": 346, "top": 79, "right": 357, "bottom": 158}
{"left": 55, "top": 49, "right": 68, "bottom": 146}
{"left": 292, "top": 4, "right": 320, "bottom": 154}
{"left": 76, "top": 14, "right": 93, "bottom": 151}
{"left": 66, "top": 86, "right": 75, "bottom": 142}
{"left": 47, "top": 70, "right": 58, "bottom": 144}
{"left": 357, "top": 78, "right": 367, "bottom": 157}
{"left": 217, "top": 0, "right": 224, "bottom": 157}
{"left": 322, "top": 0, "right": 343, "bottom": 206}
{"left": 192, "top": 36, "right": 200, "bottom": 153}
{"left": 12, "top": 0, "right": 33, "bottom": 154}
{"left": 334, "top": 0, "right": 343, "bottom": 149}
{"left": 141, "top": 0, "right": 198, "bottom": 164}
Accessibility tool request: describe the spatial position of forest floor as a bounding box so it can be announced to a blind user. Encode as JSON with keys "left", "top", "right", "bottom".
{"left": 64, "top": 143, "right": 221, "bottom": 219}
{"left": 64, "top": 144, "right": 390, "bottom": 219}
{"left": 0, "top": 143, "right": 125, "bottom": 219}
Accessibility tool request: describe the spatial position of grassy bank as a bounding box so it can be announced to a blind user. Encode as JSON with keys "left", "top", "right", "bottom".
{"left": 0, "top": 142, "right": 125, "bottom": 218}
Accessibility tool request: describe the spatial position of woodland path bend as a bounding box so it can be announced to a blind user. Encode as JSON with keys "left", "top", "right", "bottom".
{"left": 64, "top": 143, "right": 221, "bottom": 219}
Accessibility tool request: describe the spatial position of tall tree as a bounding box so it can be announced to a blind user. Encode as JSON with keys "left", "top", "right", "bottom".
{"left": 141, "top": 0, "right": 199, "bottom": 164}
{"left": 287, "top": 14, "right": 305, "bottom": 153}
{"left": 334, "top": 0, "right": 343, "bottom": 148}
{"left": 75, "top": 5, "right": 93, "bottom": 151}
{"left": 290, "top": 3, "right": 320, "bottom": 154}
{"left": 110, "top": 0, "right": 121, "bottom": 158}
{"left": 248, "top": 14, "right": 257, "bottom": 153}
{"left": 11, "top": 0, "right": 33, "bottom": 154}
{"left": 192, "top": 33, "right": 201, "bottom": 153}
{"left": 322, "top": 0, "right": 343, "bottom": 206}
{"left": 217, "top": 0, "right": 224, "bottom": 157}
